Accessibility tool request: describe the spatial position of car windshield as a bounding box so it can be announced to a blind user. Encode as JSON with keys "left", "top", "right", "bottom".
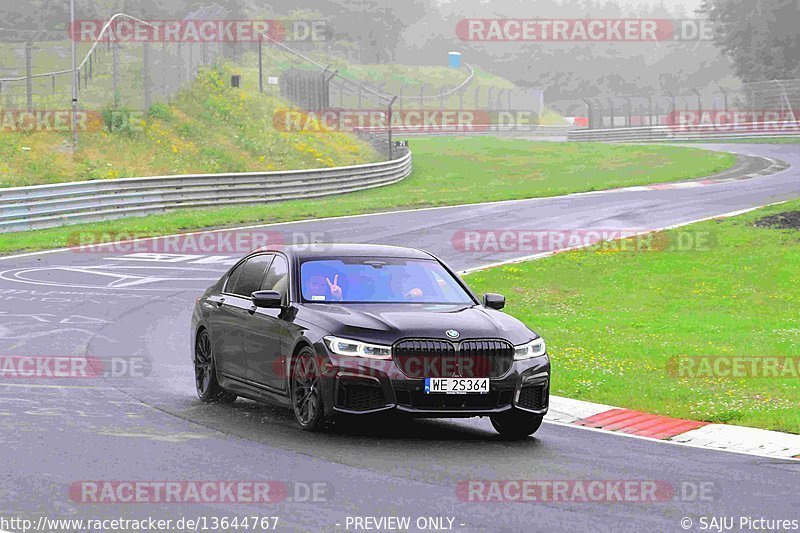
{"left": 300, "top": 258, "right": 474, "bottom": 304}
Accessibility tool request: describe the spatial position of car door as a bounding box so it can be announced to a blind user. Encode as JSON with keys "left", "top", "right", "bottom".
{"left": 242, "top": 254, "right": 291, "bottom": 392}
{"left": 207, "top": 259, "right": 247, "bottom": 378}
{"left": 215, "top": 254, "right": 274, "bottom": 380}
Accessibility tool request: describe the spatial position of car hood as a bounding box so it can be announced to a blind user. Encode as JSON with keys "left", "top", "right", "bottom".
{"left": 295, "top": 303, "right": 536, "bottom": 346}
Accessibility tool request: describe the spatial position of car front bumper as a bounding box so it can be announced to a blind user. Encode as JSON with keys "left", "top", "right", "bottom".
{"left": 316, "top": 347, "right": 550, "bottom": 418}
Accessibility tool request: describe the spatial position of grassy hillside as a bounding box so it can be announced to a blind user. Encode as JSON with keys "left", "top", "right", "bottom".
{"left": 0, "top": 66, "right": 379, "bottom": 188}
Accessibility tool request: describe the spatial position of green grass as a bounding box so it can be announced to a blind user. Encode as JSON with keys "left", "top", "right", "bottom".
{"left": 0, "top": 138, "right": 734, "bottom": 253}
{"left": 0, "top": 66, "right": 379, "bottom": 188}
{"left": 463, "top": 200, "right": 800, "bottom": 433}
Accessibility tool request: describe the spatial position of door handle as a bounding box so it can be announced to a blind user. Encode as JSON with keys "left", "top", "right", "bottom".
{"left": 247, "top": 305, "right": 257, "bottom": 315}
{"left": 208, "top": 297, "right": 225, "bottom": 307}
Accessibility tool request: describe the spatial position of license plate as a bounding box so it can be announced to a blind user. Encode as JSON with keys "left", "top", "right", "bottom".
{"left": 425, "top": 378, "right": 489, "bottom": 394}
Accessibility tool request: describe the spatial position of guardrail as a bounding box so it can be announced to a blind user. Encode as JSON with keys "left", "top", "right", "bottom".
{"left": 0, "top": 150, "right": 412, "bottom": 233}
{"left": 358, "top": 124, "right": 576, "bottom": 138}
{"left": 568, "top": 122, "right": 800, "bottom": 142}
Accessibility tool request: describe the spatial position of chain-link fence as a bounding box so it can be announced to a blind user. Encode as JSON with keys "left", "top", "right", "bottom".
{"left": 0, "top": 6, "right": 227, "bottom": 113}
{"left": 253, "top": 34, "right": 550, "bottom": 156}
{"left": 551, "top": 78, "right": 800, "bottom": 130}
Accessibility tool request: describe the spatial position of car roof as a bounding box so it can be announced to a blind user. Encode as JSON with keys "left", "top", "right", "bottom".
{"left": 257, "top": 243, "right": 434, "bottom": 260}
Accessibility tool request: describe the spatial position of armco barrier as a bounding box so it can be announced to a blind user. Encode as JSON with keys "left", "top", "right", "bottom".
{"left": 568, "top": 122, "right": 800, "bottom": 142}
{"left": 0, "top": 150, "right": 412, "bottom": 233}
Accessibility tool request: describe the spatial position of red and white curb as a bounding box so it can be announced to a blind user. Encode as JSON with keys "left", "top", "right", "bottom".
{"left": 580, "top": 155, "right": 789, "bottom": 195}
{"left": 546, "top": 396, "right": 800, "bottom": 461}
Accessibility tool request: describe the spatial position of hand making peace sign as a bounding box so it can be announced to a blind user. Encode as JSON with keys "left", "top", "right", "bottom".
{"left": 326, "top": 274, "right": 343, "bottom": 300}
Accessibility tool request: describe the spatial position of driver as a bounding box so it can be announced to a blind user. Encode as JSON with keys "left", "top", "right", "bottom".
{"left": 305, "top": 273, "right": 343, "bottom": 301}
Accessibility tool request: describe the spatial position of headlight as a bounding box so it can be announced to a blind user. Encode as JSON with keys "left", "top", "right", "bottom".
{"left": 324, "top": 336, "right": 392, "bottom": 360}
{"left": 514, "top": 338, "right": 546, "bottom": 361}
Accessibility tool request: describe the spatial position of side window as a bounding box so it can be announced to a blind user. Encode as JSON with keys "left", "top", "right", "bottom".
{"left": 261, "top": 255, "right": 289, "bottom": 300}
{"left": 231, "top": 255, "right": 273, "bottom": 297}
{"left": 224, "top": 261, "right": 247, "bottom": 294}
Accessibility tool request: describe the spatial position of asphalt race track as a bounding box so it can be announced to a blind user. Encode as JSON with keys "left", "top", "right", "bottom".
{"left": 0, "top": 143, "right": 798, "bottom": 532}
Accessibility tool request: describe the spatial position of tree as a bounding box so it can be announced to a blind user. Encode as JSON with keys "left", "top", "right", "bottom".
{"left": 701, "top": 0, "right": 800, "bottom": 81}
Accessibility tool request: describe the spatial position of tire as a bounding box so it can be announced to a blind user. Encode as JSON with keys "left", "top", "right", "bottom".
{"left": 291, "top": 347, "right": 327, "bottom": 431}
{"left": 194, "top": 328, "right": 237, "bottom": 403}
{"left": 490, "top": 409, "right": 543, "bottom": 440}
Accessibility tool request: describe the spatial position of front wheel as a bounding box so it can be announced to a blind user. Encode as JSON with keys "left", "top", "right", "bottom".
{"left": 291, "top": 348, "right": 327, "bottom": 431}
{"left": 490, "top": 410, "right": 543, "bottom": 440}
{"left": 194, "top": 329, "right": 237, "bottom": 403}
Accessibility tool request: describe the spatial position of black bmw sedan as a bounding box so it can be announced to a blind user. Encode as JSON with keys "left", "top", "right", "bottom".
{"left": 190, "top": 244, "right": 550, "bottom": 438}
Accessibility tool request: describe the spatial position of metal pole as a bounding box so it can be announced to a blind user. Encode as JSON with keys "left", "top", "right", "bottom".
{"left": 112, "top": 41, "right": 119, "bottom": 107}
{"left": 70, "top": 0, "right": 78, "bottom": 153}
{"left": 583, "top": 98, "right": 594, "bottom": 129}
{"left": 388, "top": 96, "right": 398, "bottom": 160}
{"left": 258, "top": 36, "right": 263, "bottom": 93}
{"left": 692, "top": 89, "right": 703, "bottom": 118}
{"left": 25, "top": 41, "right": 33, "bottom": 110}
{"left": 143, "top": 42, "right": 151, "bottom": 114}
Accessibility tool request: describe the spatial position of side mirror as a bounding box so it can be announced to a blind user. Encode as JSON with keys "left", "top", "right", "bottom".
{"left": 483, "top": 293, "right": 506, "bottom": 310}
{"left": 252, "top": 290, "right": 283, "bottom": 309}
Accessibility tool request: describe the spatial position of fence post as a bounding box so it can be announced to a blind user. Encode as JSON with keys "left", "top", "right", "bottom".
{"left": 624, "top": 97, "right": 632, "bottom": 127}
{"left": 25, "top": 40, "right": 33, "bottom": 110}
{"left": 692, "top": 89, "right": 702, "bottom": 118}
{"left": 112, "top": 40, "right": 119, "bottom": 107}
{"left": 143, "top": 42, "right": 151, "bottom": 114}
{"left": 607, "top": 98, "right": 615, "bottom": 128}
{"left": 388, "top": 96, "right": 397, "bottom": 160}
{"left": 259, "top": 37, "right": 264, "bottom": 93}
{"left": 583, "top": 98, "right": 594, "bottom": 129}
{"left": 398, "top": 83, "right": 404, "bottom": 111}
